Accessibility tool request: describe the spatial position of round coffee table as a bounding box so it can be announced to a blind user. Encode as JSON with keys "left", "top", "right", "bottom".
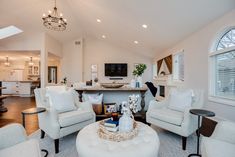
{"left": 189, "top": 109, "right": 215, "bottom": 157}
{"left": 76, "top": 121, "right": 159, "bottom": 157}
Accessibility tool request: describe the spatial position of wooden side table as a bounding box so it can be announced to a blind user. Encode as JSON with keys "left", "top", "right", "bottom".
{"left": 21, "top": 107, "right": 48, "bottom": 157}
{"left": 189, "top": 109, "right": 215, "bottom": 157}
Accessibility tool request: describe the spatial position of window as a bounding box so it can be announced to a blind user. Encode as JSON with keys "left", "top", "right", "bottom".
{"left": 173, "top": 51, "right": 184, "bottom": 81}
{"left": 210, "top": 28, "right": 235, "bottom": 104}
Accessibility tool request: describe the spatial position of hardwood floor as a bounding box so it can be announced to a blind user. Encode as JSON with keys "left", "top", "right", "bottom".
{"left": 0, "top": 96, "right": 39, "bottom": 135}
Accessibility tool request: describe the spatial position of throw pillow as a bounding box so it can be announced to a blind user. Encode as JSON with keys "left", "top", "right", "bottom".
{"left": 168, "top": 89, "right": 193, "bottom": 112}
{"left": 84, "top": 93, "right": 103, "bottom": 104}
{"left": 47, "top": 89, "right": 77, "bottom": 113}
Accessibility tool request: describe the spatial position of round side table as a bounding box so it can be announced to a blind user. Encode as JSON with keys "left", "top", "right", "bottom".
{"left": 21, "top": 107, "right": 46, "bottom": 128}
{"left": 21, "top": 107, "right": 48, "bottom": 157}
{"left": 189, "top": 109, "right": 215, "bottom": 157}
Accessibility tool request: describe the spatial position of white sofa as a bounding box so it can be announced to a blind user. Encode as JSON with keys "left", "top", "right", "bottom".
{"left": 201, "top": 121, "right": 235, "bottom": 157}
{"left": 0, "top": 123, "right": 41, "bottom": 157}
{"left": 146, "top": 89, "right": 204, "bottom": 150}
{"left": 34, "top": 88, "right": 96, "bottom": 153}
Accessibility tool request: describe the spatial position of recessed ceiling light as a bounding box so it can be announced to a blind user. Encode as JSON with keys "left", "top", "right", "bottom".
{"left": 96, "top": 19, "right": 101, "bottom": 23}
{"left": 134, "top": 41, "right": 139, "bottom": 44}
{"left": 142, "top": 24, "right": 148, "bottom": 28}
{"left": 102, "top": 35, "right": 106, "bottom": 39}
{"left": 0, "top": 25, "right": 23, "bottom": 40}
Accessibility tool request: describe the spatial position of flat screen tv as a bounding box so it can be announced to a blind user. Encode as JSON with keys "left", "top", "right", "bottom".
{"left": 105, "top": 63, "right": 128, "bottom": 77}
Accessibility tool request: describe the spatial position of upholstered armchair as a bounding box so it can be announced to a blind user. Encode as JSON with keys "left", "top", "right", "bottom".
{"left": 0, "top": 123, "right": 41, "bottom": 157}
{"left": 146, "top": 89, "right": 204, "bottom": 150}
{"left": 34, "top": 88, "right": 96, "bottom": 154}
{"left": 201, "top": 121, "right": 235, "bottom": 157}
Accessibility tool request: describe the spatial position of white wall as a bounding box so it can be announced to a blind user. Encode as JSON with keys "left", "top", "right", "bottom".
{"left": 61, "top": 38, "right": 83, "bottom": 83}
{"left": 83, "top": 38, "right": 153, "bottom": 83}
{"left": 154, "top": 9, "right": 235, "bottom": 121}
{"left": 45, "top": 34, "right": 62, "bottom": 58}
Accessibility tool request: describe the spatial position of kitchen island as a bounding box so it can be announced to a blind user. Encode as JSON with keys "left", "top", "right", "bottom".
{"left": 1, "top": 81, "right": 40, "bottom": 97}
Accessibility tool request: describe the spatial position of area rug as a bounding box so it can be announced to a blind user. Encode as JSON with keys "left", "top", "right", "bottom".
{"left": 29, "top": 125, "right": 197, "bottom": 157}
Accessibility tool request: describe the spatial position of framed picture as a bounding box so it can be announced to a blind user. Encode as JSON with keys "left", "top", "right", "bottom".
{"left": 104, "top": 103, "right": 117, "bottom": 115}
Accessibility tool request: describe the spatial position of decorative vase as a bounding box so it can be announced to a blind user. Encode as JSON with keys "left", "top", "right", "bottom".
{"left": 130, "top": 79, "right": 136, "bottom": 88}
{"left": 137, "top": 76, "right": 142, "bottom": 88}
{"left": 119, "top": 112, "right": 134, "bottom": 132}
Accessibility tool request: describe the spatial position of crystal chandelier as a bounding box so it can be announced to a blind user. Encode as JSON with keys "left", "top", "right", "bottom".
{"left": 42, "top": 0, "right": 67, "bottom": 31}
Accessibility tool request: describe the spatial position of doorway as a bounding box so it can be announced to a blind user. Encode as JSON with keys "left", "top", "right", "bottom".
{"left": 48, "top": 66, "right": 57, "bottom": 84}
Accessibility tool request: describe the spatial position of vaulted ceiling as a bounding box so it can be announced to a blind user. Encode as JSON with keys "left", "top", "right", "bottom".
{"left": 0, "top": 0, "right": 235, "bottom": 57}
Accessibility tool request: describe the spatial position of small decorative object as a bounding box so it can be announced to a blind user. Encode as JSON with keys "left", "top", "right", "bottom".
{"left": 104, "top": 103, "right": 117, "bottom": 115}
{"left": 119, "top": 95, "right": 139, "bottom": 132}
{"left": 61, "top": 77, "right": 67, "bottom": 84}
{"left": 128, "top": 94, "right": 139, "bottom": 113}
{"left": 111, "top": 112, "right": 119, "bottom": 121}
{"left": 133, "top": 64, "right": 147, "bottom": 88}
{"left": 94, "top": 77, "right": 98, "bottom": 83}
{"left": 86, "top": 80, "right": 92, "bottom": 86}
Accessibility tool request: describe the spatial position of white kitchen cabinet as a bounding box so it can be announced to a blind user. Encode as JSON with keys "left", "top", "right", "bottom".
{"left": 19, "top": 83, "right": 31, "bottom": 96}
{"left": 2, "top": 82, "right": 19, "bottom": 95}
{"left": 28, "top": 65, "right": 39, "bottom": 76}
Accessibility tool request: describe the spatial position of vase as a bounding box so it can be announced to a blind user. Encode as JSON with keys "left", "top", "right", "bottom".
{"left": 119, "top": 112, "right": 134, "bottom": 132}
{"left": 137, "top": 76, "right": 142, "bottom": 88}
{"left": 130, "top": 79, "right": 136, "bottom": 88}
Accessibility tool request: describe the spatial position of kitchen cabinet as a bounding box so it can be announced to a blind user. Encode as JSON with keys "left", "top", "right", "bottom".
{"left": 19, "top": 83, "right": 31, "bottom": 96}
{"left": 2, "top": 81, "right": 39, "bottom": 97}
{"left": 28, "top": 65, "right": 39, "bottom": 76}
{"left": 2, "top": 82, "right": 19, "bottom": 95}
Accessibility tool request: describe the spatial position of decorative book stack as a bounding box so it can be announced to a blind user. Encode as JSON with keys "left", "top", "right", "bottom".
{"left": 104, "top": 119, "right": 119, "bottom": 132}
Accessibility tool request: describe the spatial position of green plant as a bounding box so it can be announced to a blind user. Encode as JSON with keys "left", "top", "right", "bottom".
{"left": 132, "top": 64, "right": 147, "bottom": 76}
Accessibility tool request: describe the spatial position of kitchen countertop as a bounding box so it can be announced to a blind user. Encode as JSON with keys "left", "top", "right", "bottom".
{"left": 1, "top": 80, "right": 40, "bottom": 83}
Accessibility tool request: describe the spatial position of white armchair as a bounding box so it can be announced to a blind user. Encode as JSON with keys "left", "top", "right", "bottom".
{"left": 0, "top": 123, "right": 41, "bottom": 157}
{"left": 201, "top": 121, "right": 235, "bottom": 157}
{"left": 34, "top": 88, "right": 96, "bottom": 154}
{"left": 146, "top": 89, "right": 204, "bottom": 150}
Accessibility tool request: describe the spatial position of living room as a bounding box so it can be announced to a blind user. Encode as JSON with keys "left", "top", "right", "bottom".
{"left": 0, "top": 0, "right": 235, "bottom": 157}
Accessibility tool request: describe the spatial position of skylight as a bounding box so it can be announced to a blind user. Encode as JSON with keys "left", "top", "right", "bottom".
{"left": 0, "top": 25, "right": 23, "bottom": 40}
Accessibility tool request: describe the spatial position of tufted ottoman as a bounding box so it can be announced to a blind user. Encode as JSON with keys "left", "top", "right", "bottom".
{"left": 76, "top": 121, "right": 159, "bottom": 157}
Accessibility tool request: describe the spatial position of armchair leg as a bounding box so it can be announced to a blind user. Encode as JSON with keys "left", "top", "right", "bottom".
{"left": 182, "top": 136, "right": 187, "bottom": 150}
{"left": 41, "top": 130, "right": 45, "bottom": 139}
{"left": 54, "top": 139, "right": 59, "bottom": 154}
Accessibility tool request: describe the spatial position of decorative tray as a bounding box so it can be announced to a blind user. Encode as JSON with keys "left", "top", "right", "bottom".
{"left": 100, "top": 83, "right": 124, "bottom": 88}
{"left": 97, "top": 120, "right": 138, "bottom": 142}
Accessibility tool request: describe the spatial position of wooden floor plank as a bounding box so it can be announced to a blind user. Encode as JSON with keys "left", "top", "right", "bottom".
{"left": 0, "top": 96, "right": 39, "bottom": 135}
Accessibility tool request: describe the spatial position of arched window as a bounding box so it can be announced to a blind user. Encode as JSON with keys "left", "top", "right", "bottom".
{"left": 209, "top": 28, "right": 235, "bottom": 105}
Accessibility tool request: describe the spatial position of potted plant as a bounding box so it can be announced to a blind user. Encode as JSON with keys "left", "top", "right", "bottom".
{"left": 132, "top": 64, "right": 147, "bottom": 87}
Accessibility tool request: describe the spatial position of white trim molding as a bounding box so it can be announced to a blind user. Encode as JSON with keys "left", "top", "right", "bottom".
{"left": 209, "top": 96, "right": 235, "bottom": 107}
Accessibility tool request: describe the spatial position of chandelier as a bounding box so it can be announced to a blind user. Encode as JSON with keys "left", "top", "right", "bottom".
{"left": 42, "top": 0, "right": 67, "bottom": 31}
{"left": 29, "top": 57, "right": 34, "bottom": 66}
{"left": 4, "top": 57, "right": 10, "bottom": 67}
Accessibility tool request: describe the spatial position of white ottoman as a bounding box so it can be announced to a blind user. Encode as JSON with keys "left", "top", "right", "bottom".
{"left": 76, "top": 121, "right": 159, "bottom": 157}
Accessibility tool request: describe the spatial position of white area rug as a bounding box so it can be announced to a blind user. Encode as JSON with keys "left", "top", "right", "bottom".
{"left": 29, "top": 125, "right": 197, "bottom": 157}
